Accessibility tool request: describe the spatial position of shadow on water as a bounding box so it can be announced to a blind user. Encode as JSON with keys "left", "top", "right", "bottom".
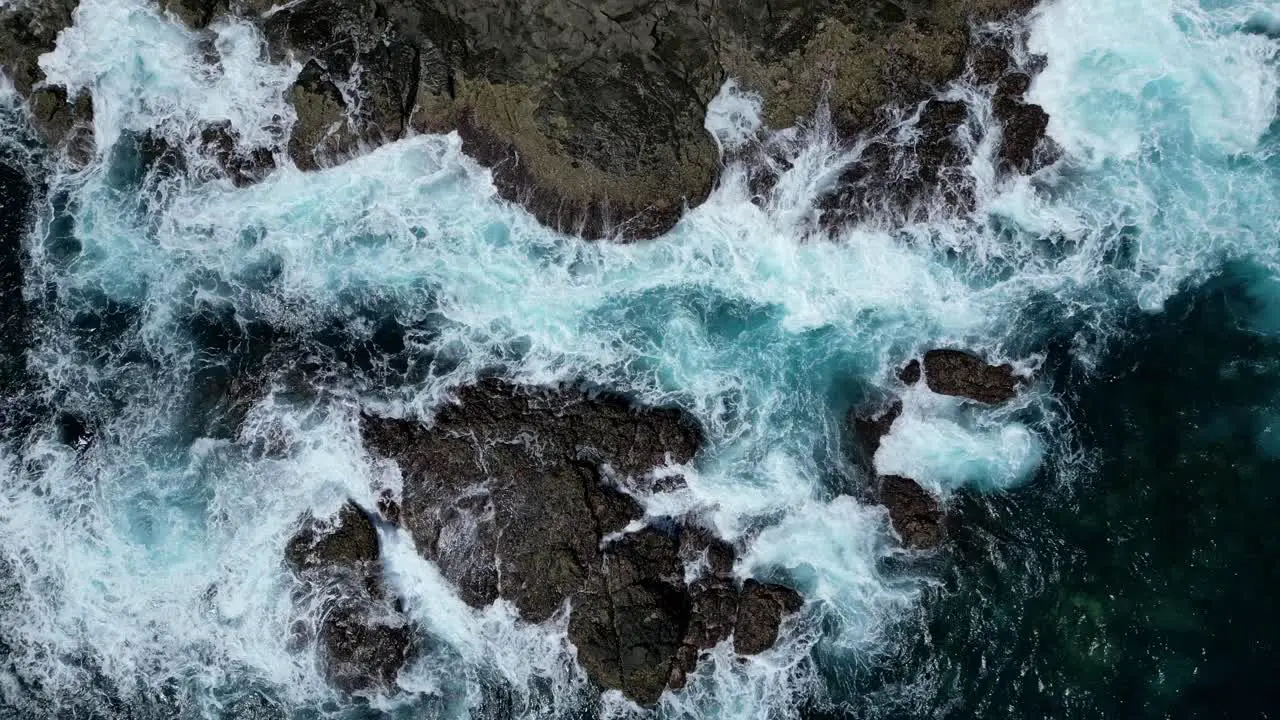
{"left": 811, "top": 260, "right": 1280, "bottom": 719}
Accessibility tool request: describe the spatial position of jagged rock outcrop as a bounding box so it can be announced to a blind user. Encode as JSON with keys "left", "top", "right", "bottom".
{"left": 876, "top": 475, "right": 945, "bottom": 549}
{"left": 0, "top": 0, "right": 93, "bottom": 154}
{"left": 362, "top": 380, "right": 802, "bottom": 705}
{"left": 846, "top": 348, "right": 1026, "bottom": 548}
{"left": 819, "top": 97, "right": 977, "bottom": 228}
{"left": 846, "top": 399, "right": 947, "bottom": 549}
{"left": 156, "top": 0, "right": 1039, "bottom": 239}
{"left": 848, "top": 399, "right": 903, "bottom": 472}
{"left": 900, "top": 349, "right": 1020, "bottom": 404}
{"left": 967, "top": 41, "right": 1054, "bottom": 173}
{"left": 284, "top": 501, "right": 414, "bottom": 693}
{"left": 818, "top": 32, "right": 1057, "bottom": 229}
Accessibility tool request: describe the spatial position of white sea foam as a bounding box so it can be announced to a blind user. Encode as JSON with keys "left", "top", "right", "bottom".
{"left": 2, "top": 0, "right": 1279, "bottom": 716}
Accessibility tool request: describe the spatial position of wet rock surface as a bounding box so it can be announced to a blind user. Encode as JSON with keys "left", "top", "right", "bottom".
{"left": 734, "top": 579, "right": 806, "bottom": 654}
{"left": 994, "top": 94, "right": 1051, "bottom": 173}
{"left": 878, "top": 475, "right": 945, "bottom": 548}
{"left": 819, "top": 97, "right": 977, "bottom": 228}
{"left": 971, "top": 41, "right": 1054, "bottom": 174}
{"left": 157, "top": 0, "right": 1038, "bottom": 239}
{"left": 0, "top": 0, "right": 94, "bottom": 153}
{"left": 284, "top": 501, "right": 414, "bottom": 693}
{"left": 848, "top": 347, "right": 1027, "bottom": 548}
{"left": 847, "top": 405, "right": 947, "bottom": 550}
{"left": 901, "top": 349, "right": 1020, "bottom": 404}
{"left": 848, "top": 399, "right": 903, "bottom": 472}
{"left": 362, "top": 380, "right": 802, "bottom": 705}
{"left": 818, "top": 33, "right": 1057, "bottom": 228}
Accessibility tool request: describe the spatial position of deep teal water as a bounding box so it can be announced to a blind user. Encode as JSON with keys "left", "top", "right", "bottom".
{"left": 816, "top": 262, "right": 1280, "bottom": 719}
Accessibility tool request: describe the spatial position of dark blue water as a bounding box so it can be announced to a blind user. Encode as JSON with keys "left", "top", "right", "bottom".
{"left": 815, "top": 262, "right": 1280, "bottom": 719}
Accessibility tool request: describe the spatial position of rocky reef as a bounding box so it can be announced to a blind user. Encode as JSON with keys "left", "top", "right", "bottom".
{"left": 849, "top": 349, "right": 1026, "bottom": 548}
{"left": 900, "top": 348, "right": 1021, "bottom": 404}
{"left": 3, "top": 0, "right": 1054, "bottom": 236}
{"left": 0, "top": 1, "right": 93, "bottom": 155}
{"left": 284, "top": 501, "right": 415, "bottom": 693}
{"left": 277, "top": 381, "right": 803, "bottom": 705}
{"left": 145, "top": 0, "right": 1039, "bottom": 238}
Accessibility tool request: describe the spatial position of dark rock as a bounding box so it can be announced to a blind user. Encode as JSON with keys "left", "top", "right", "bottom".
{"left": 818, "top": 99, "right": 974, "bottom": 230}
{"left": 361, "top": 380, "right": 700, "bottom": 621}
{"left": 166, "top": 0, "right": 1038, "bottom": 240}
{"left": 996, "top": 72, "right": 1032, "bottom": 100}
{"left": 0, "top": 1, "right": 95, "bottom": 152}
{"left": 902, "top": 349, "right": 1020, "bottom": 404}
{"left": 994, "top": 98, "right": 1050, "bottom": 174}
{"left": 971, "top": 45, "right": 1010, "bottom": 84}
{"left": 899, "top": 358, "right": 922, "bottom": 385}
{"left": 199, "top": 122, "right": 276, "bottom": 187}
{"left": 569, "top": 528, "right": 690, "bottom": 706}
{"left": 454, "top": 113, "right": 699, "bottom": 242}
{"left": 670, "top": 527, "right": 740, "bottom": 689}
{"left": 733, "top": 580, "right": 804, "bottom": 655}
{"left": 284, "top": 501, "right": 414, "bottom": 693}
{"left": 285, "top": 501, "right": 381, "bottom": 580}
{"left": 848, "top": 399, "right": 903, "bottom": 471}
{"left": 878, "top": 475, "right": 944, "bottom": 549}
{"left": 159, "top": 0, "right": 229, "bottom": 29}
{"left": 363, "top": 381, "right": 802, "bottom": 704}
{"left": 916, "top": 100, "right": 969, "bottom": 183}
{"left": 314, "top": 602, "right": 413, "bottom": 694}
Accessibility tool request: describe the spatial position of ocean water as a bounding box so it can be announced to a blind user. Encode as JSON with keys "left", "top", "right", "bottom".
{"left": 0, "top": 0, "right": 1277, "bottom": 717}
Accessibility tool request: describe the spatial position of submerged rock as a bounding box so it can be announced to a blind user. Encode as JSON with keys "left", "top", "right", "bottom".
{"left": 284, "top": 501, "right": 414, "bottom": 693}
{"left": 362, "top": 380, "right": 803, "bottom": 705}
{"left": 900, "top": 349, "right": 1021, "bottom": 404}
{"left": 0, "top": 160, "right": 33, "bottom": 417}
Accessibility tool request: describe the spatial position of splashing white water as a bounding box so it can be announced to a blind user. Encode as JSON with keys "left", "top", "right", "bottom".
{"left": 1, "top": 0, "right": 1278, "bottom": 716}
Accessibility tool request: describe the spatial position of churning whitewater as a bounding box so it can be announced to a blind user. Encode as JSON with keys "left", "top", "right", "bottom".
{"left": 0, "top": 0, "right": 1278, "bottom": 717}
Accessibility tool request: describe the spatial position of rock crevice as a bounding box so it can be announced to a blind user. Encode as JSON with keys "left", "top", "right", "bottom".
{"left": 360, "top": 380, "right": 801, "bottom": 705}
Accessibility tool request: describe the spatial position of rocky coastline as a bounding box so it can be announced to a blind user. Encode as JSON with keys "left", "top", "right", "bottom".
{"left": 3, "top": 0, "right": 1052, "bottom": 237}
{"left": 0, "top": 0, "right": 1055, "bottom": 708}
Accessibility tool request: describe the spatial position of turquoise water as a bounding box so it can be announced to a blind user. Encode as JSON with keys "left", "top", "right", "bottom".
{"left": 0, "top": 0, "right": 1278, "bottom": 717}
{"left": 827, "top": 262, "right": 1280, "bottom": 719}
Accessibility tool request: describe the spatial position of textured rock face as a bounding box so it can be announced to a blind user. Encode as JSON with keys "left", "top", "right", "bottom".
{"left": 901, "top": 349, "right": 1020, "bottom": 404}
{"left": 362, "top": 380, "right": 801, "bottom": 705}
{"left": 733, "top": 579, "right": 806, "bottom": 654}
{"left": 156, "top": 0, "right": 1038, "bottom": 239}
{"left": 284, "top": 502, "right": 414, "bottom": 693}
{"left": 0, "top": 0, "right": 93, "bottom": 151}
{"left": 361, "top": 380, "right": 701, "bottom": 619}
{"left": 994, "top": 94, "right": 1051, "bottom": 173}
{"left": 818, "top": 97, "right": 976, "bottom": 228}
{"left": 969, "top": 40, "right": 1054, "bottom": 174}
{"left": 877, "top": 475, "right": 944, "bottom": 548}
